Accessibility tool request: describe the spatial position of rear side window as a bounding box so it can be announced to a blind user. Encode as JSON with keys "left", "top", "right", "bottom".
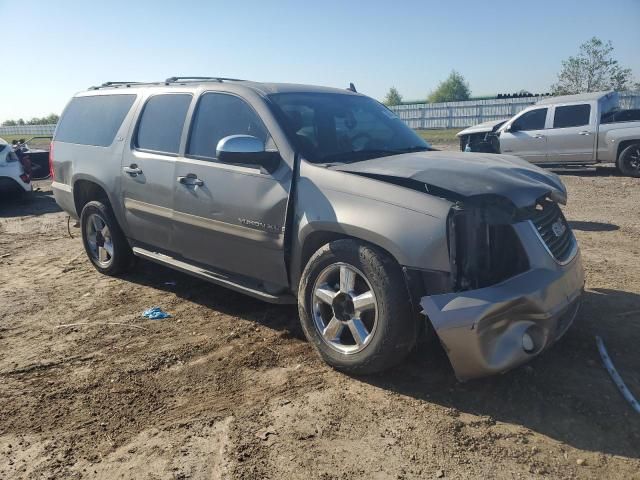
{"left": 512, "top": 108, "right": 547, "bottom": 131}
{"left": 55, "top": 95, "right": 136, "bottom": 146}
{"left": 187, "top": 93, "right": 268, "bottom": 160}
{"left": 135, "top": 94, "right": 192, "bottom": 154}
{"left": 553, "top": 104, "right": 591, "bottom": 128}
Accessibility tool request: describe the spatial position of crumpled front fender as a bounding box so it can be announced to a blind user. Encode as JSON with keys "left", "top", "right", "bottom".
{"left": 421, "top": 251, "right": 584, "bottom": 381}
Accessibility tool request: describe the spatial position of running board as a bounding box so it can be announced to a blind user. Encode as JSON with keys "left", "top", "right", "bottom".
{"left": 132, "top": 247, "right": 296, "bottom": 304}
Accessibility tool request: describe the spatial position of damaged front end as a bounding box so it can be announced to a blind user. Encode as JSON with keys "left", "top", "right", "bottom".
{"left": 422, "top": 195, "right": 584, "bottom": 381}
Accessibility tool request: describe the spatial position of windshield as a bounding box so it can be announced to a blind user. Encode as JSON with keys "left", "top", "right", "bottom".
{"left": 268, "top": 92, "right": 431, "bottom": 163}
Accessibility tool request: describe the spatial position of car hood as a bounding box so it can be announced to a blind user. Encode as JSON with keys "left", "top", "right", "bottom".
{"left": 457, "top": 119, "right": 509, "bottom": 137}
{"left": 330, "top": 151, "right": 567, "bottom": 208}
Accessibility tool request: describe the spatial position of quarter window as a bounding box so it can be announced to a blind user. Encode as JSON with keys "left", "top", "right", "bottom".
{"left": 187, "top": 93, "right": 268, "bottom": 160}
{"left": 553, "top": 104, "right": 591, "bottom": 128}
{"left": 135, "top": 94, "right": 192, "bottom": 154}
{"left": 512, "top": 108, "right": 547, "bottom": 131}
{"left": 55, "top": 95, "right": 136, "bottom": 147}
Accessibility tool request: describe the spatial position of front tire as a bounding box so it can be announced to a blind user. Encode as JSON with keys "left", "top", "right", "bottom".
{"left": 298, "top": 239, "right": 417, "bottom": 374}
{"left": 617, "top": 143, "right": 640, "bottom": 178}
{"left": 80, "top": 200, "right": 133, "bottom": 275}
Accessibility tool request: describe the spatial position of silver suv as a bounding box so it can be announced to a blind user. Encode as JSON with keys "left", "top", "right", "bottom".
{"left": 51, "top": 77, "right": 584, "bottom": 380}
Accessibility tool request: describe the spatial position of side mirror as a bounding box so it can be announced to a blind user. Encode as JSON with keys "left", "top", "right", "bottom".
{"left": 507, "top": 123, "right": 518, "bottom": 133}
{"left": 216, "top": 135, "right": 280, "bottom": 173}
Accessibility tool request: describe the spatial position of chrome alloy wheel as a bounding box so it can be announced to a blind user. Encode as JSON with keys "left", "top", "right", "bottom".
{"left": 85, "top": 213, "right": 114, "bottom": 267}
{"left": 311, "top": 263, "right": 378, "bottom": 355}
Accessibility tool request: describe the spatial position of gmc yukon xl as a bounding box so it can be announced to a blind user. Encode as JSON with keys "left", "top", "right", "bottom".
{"left": 51, "top": 78, "right": 584, "bottom": 380}
{"left": 457, "top": 91, "right": 640, "bottom": 177}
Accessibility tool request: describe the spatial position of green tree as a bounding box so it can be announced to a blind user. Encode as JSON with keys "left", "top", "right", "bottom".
{"left": 27, "top": 113, "right": 59, "bottom": 125}
{"left": 383, "top": 87, "right": 403, "bottom": 106}
{"left": 551, "top": 37, "right": 634, "bottom": 95}
{"left": 427, "top": 71, "right": 471, "bottom": 103}
{"left": 2, "top": 114, "right": 59, "bottom": 126}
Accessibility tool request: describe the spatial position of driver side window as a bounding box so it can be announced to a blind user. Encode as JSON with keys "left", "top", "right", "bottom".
{"left": 512, "top": 108, "right": 548, "bottom": 131}
{"left": 187, "top": 93, "right": 269, "bottom": 161}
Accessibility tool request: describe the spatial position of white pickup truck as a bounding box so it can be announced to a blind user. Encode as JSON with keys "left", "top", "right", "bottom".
{"left": 457, "top": 91, "right": 640, "bottom": 177}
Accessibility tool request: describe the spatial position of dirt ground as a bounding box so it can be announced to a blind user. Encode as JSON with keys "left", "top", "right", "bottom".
{"left": 1, "top": 164, "right": 639, "bottom": 479}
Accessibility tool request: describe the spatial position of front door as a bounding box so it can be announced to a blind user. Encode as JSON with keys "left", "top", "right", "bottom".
{"left": 121, "top": 93, "right": 192, "bottom": 251}
{"left": 499, "top": 107, "right": 549, "bottom": 163}
{"left": 172, "top": 92, "right": 291, "bottom": 291}
{"left": 545, "top": 103, "right": 596, "bottom": 163}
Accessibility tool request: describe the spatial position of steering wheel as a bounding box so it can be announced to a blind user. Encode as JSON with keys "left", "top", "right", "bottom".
{"left": 350, "top": 132, "right": 373, "bottom": 151}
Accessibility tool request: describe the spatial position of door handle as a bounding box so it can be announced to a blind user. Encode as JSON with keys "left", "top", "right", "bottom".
{"left": 178, "top": 174, "right": 204, "bottom": 186}
{"left": 123, "top": 165, "right": 143, "bottom": 176}
{"left": 534, "top": 134, "right": 545, "bottom": 139}
{"left": 578, "top": 131, "right": 591, "bottom": 136}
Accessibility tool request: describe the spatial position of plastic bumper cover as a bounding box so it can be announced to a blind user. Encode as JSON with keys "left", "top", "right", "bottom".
{"left": 421, "top": 249, "right": 584, "bottom": 381}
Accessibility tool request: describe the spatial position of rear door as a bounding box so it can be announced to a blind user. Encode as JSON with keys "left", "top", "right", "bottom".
{"left": 172, "top": 92, "right": 291, "bottom": 290}
{"left": 499, "top": 107, "right": 549, "bottom": 163}
{"left": 121, "top": 93, "right": 192, "bottom": 250}
{"left": 545, "top": 103, "right": 595, "bottom": 163}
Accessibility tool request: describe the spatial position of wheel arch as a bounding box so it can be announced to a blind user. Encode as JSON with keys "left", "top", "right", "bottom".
{"left": 291, "top": 224, "right": 408, "bottom": 295}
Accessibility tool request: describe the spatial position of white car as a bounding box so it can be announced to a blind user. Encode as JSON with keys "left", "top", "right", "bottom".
{"left": 0, "top": 137, "right": 33, "bottom": 195}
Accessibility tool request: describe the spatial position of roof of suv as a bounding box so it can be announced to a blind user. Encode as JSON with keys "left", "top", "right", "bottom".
{"left": 87, "top": 78, "right": 360, "bottom": 97}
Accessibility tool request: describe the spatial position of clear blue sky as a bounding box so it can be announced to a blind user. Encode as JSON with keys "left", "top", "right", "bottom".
{"left": 1, "top": 0, "right": 639, "bottom": 122}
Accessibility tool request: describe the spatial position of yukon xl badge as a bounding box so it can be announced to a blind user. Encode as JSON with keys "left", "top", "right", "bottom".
{"left": 238, "top": 218, "right": 282, "bottom": 234}
{"left": 551, "top": 220, "right": 566, "bottom": 237}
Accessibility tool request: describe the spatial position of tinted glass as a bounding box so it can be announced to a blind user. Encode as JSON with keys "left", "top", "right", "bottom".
{"left": 135, "top": 94, "right": 191, "bottom": 154}
{"left": 188, "top": 93, "right": 268, "bottom": 159}
{"left": 513, "top": 108, "right": 547, "bottom": 131}
{"left": 269, "top": 93, "right": 430, "bottom": 163}
{"left": 55, "top": 95, "right": 136, "bottom": 146}
{"left": 553, "top": 104, "right": 590, "bottom": 128}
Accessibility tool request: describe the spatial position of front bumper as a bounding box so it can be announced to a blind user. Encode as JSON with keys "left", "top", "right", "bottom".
{"left": 420, "top": 221, "right": 585, "bottom": 381}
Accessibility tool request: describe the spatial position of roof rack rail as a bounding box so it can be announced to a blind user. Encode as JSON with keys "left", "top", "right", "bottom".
{"left": 89, "top": 81, "right": 152, "bottom": 90}
{"left": 164, "top": 76, "right": 245, "bottom": 84}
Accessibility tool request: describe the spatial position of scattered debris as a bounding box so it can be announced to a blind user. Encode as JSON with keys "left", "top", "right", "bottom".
{"left": 0, "top": 253, "right": 11, "bottom": 259}
{"left": 436, "top": 469, "right": 445, "bottom": 478}
{"left": 576, "top": 458, "right": 586, "bottom": 466}
{"left": 142, "top": 307, "right": 172, "bottom": 320}
{"left": 595, "top": 336, "right": 640, "bottom": 414}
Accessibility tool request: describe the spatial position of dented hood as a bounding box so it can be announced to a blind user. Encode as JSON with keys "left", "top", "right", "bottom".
{"left": 331, "top": 151, "right": 567, "bottom": 208}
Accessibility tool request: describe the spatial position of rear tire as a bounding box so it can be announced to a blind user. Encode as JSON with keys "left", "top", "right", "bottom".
{"left": 80, "top": 200, "right": 133, "bottom": 275}
{"left": 298, "top": 239, "right": 417, "bottom": 374}
{"left": 616, "top": 143, "right": 640, "bottom": 178}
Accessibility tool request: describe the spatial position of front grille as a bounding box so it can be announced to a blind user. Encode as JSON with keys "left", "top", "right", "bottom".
{"left": 531, "top": 199, "right": 574, "bottom": 262}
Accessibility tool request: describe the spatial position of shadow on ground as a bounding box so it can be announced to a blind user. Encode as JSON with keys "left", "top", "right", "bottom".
{"left": 119, "top": 259, "right": 303, "bottom": 338}
{"left": 357, "top": 288, "right": 640, "bottom": 459}
{"left": 551, "top": 165, "right": 623, "bottom": 177}
{"left": 569, "top": 220, "right": 620, "bottom": 232}
{"left": 0, "top": 187, "right": 61, "bottom": 218}
{"left": 116, "top": 258, "right": 640, "bottom": 459}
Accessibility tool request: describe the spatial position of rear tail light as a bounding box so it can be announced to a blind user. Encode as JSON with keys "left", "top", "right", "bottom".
{"left": 49, "top": 141, "right": 55, "bottom": 180}
{"left": 20, "top": 173, "right": 31, "bottom": 184}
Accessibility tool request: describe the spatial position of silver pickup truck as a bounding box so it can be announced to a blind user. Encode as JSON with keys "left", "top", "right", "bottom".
{"left": 457, "top": 91, "right": 640, "bottom": 177}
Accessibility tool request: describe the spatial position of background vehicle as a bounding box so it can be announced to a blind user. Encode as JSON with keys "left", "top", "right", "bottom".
{"left": 51, "top": 78, "right": 584, "bottom": 379}
{"left": 0, "top": 137, "right": 32, "bottom": 195}
{"left": 457, "top": 91, "right": 640, "bottom": 177}
{"left": 18, "top": 136, "right": 52, "bottom": 180}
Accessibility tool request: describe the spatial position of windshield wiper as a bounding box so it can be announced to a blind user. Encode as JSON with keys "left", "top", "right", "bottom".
{"left": 320, "top": 149, "right": 403, "bottom": 164}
